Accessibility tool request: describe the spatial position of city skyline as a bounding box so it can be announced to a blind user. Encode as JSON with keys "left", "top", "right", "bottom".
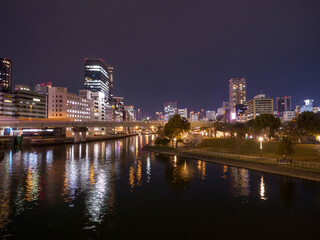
{"left": 1, "top": 0, "right": 319, "bottom": 114}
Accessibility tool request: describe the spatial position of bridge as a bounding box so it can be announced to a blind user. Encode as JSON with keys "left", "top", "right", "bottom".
{"left": 0, "top": 119, "right": 215, "bottom": 129}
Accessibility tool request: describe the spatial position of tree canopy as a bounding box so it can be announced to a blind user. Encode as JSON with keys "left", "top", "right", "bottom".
{"left": 297, "top": 111, "right": 320, "bottom": 136}
{"left": 253, "top": 114, "right": 281, "bottom": 139}
{"left": 164, "top": 114, "right": 190, "bottom": 140}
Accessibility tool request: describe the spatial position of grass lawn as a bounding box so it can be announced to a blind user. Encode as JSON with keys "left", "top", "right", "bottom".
{"left": 197, "top": 138, "right": 320, "bottom": 162}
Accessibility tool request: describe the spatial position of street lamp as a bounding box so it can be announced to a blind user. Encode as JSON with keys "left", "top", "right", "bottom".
{"left": 259, "top": 137, "right": 263, "bottom": 160}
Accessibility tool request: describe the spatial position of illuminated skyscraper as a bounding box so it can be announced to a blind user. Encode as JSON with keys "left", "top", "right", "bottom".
{"left": 0, "top": 58, "right": 12, "bottom": 92}
{"left": 229, "top": 78, "right": 246, "bottom": 108}
{"left": 276, "top": 96, "right": 291, "bottom": 115}
{"left": 84, "top": 59, "right": 113, "bottom": 103}
{"left": 164, "top": 102, "right": 177, "bottom": 120}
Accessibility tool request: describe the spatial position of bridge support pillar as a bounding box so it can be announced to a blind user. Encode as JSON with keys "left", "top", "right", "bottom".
{"left": 74, "top": 132, "right": 80, "bottom": 143}
{"left": 81, "top": 132, "right": 87, "bottom": 142}
{"left": 72, "top": 127, "right": 88, "bottom": 143}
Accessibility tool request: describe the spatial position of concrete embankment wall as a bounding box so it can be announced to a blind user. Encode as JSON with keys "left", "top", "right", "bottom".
{"left": 144, "top": 146, "right": 320, "bottom": 182}
{"left": 22, "top": 133, "right": 139, "bottom": 146}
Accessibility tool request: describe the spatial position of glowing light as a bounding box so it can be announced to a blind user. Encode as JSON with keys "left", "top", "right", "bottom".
{"left": 260, "top": 176, "right": 267, "bottom": 200}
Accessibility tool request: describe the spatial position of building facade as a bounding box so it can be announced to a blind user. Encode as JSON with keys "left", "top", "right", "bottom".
{"left": 229, "top": 78, "right": 246, "bottom": 110}
{"left": 112, "top": 97, "right": 124, "bottom": 122}
{"left": 300, "top": 99, "right": 314, "bottom": 113}
{"left": 124, "top": 105, "right": 136, "bottom": 122}
{"left": 178, "top": 108, "right": 188, "bottom": 119}
{"left": 14, "top": 85, "right": 46, "bottom": 118}
{"left": 0, "top": 58, "right": 12, "bottom": 92}
{"left": 84, "top": 59, "right": 113, "bottom": 103}
{"left": 276, "top": 96, "right": 291, "bottom": 115}
{"left": 246, "top": 94, "right": 274, "bottom": 120}
{"left": 0, "top": 92, "right": 15, "bottom": 117}
{"left": 48, "top": 87, "right": 93, "bottom": 121}
{"left": 164, "top": 102, "right": 177, "bottom": 120}
{"left": 206, "top": 110, "right": 216, "bottom": 121}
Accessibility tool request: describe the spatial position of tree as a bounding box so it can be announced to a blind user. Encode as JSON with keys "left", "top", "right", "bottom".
{"left": 277, "top": 137, "right": 295, "bottom": 159}
{"left": 297, "top": 111, "right": 320, "bottom": 137}
{"left": 164, "top": 114, "right": 190, "bottom": 147}
{"left": 280, "top": 121, "right": 302, "bottom": 143}
{"left": 253, "top": 114, "right": 281, "bottom": 139}
{"left": 230, "top": 122, "right": 248, "bottom": 154}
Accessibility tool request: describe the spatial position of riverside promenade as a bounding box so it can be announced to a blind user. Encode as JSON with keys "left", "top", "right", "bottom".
{"left": 144, "top": 145, "right": 320, "bottom": 182}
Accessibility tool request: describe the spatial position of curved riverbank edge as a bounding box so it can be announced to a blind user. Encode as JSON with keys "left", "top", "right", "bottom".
{"left": 143, "top": 146, "right": 320, "bottom": 182}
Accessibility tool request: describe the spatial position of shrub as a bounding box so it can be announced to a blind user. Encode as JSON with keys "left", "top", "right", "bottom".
{"left": 155, "top": 137, "right": 170, "bottom": 146}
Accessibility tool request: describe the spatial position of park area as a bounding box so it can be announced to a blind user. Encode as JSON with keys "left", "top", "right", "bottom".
{"left": 197, "top": 138, "right": 320, "bottom": 162}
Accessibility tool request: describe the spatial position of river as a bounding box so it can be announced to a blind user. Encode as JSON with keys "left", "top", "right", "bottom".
{"left": 0, "top": 135, "right": 320, "bottom": 239}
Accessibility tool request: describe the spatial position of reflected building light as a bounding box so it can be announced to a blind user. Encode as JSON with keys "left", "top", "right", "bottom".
{"left": 86, "top": 169, "right": 109, "bottom": 223}
{"left": 46, "top": 150, "right": 53, "bottom": 165}
{"left": 146, "top": 156, "right": 151, "bottom": 183}
{"left": 90, "top": 164, "right": 95, "bottom": 186}
{"left": 230, "top": 167, "right": 250, "bottom": 197}
{"left": 260, "top": 176, "right": 267, "bottom": 200}
{"left": 129, "top": 166, "right": 135, "bottom": 190}
{"left": 197, "top": 160, "right": 206, "bottom": 180}
{"left": 94, "top": 143, "right": 99, "bottom": 159}
{"left": 137, "top": 160, "right": 142, "bottom": 186}
{"left": 24, "top": 167, "right": 40, "bottom": 202}
{"left": 222, "top": 165, "right": 228, "bottom": 180}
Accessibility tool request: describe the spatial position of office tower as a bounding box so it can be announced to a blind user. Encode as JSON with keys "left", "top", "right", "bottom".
{"left": 124, "top": 105, "right": 136, "bottom": 122}
{"left": 0, "top": 58, "right": 12, "bottom": 92}
{"left": 164, "top": 102, "right": 177, "bottom": 120}
{"left": 300, "top": 99, "right": 314, "bottom": 113}
{"left": 112, "top": 97, "right": 124, "bottom": 122}
{"left": 246, "top": 94, "right": 274, "bottom": 120}
{"left": 178, "top": 108, "right": 188, "bottom": 119}
{"left": 276, "top": 96, "right": 291, "bottom": 115}
{"left": 84, "top": 58, "right": 113, "bottom": 103}
{"left": 34, "top": 82, "right": 52, "bottom": 118}
{"left": 206, "top": 110, "right": 216, "bottom": 121}
{"left": 189, "top": 111, "right": 199, "bottom": 121}
{"left": 229, "top": 78, "right": 246, "bottom": 109}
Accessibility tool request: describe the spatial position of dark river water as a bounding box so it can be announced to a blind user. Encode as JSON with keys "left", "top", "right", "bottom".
{"left": 0, "top": 135, "right": 320, "bottom": 239}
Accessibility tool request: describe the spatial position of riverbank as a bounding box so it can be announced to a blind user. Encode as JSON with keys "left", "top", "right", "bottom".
{"left": 198, "top": 138, "right": 320, "bottom": 162}
{"left": 144, "top": 145, "right": 320, "bottom": 182}
{"left": 21, "top": 133, "right": 139, "bottom": 146}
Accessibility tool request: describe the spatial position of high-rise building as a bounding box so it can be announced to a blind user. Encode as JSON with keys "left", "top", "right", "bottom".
{"left": 34, "top": 82, "right": 52, "bottom": 118}
{"left": 178, "top": 108, "right": 188, "bottom": 119}
{"left": 164, "top": 102, "right": 177, "bottom": 120}
{"left": 300, "top": 99, "right": 314, "bottom": 113}
{"left": 246, "top": 94, "right": 274, "bottom": 120}
{"left": 189, "top": 111, "right": 199, "bottom": 121}
{"left": 276, "top": 96, "right": 291, "bottom": 115}
{"left": 112, "top": 97, "right": 124, "bottom": 122}
{"left": 124, "top": 105, "right": 136, "bottom": 122}
{"left": 229, "top": 78, "right": 246, "bottom": 109}
{"left": 206, "top": 110, "right": 216, "bottom": 121}
{"left": 84, "top": 59, "right": 113, "bottom": 103}
{"left": 0, "top": 58, "right": 12, "bottom": 92}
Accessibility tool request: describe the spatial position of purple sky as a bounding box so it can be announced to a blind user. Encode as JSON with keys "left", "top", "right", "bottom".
{"left": 1, "top": 0, "right": 320, "bottom": 116}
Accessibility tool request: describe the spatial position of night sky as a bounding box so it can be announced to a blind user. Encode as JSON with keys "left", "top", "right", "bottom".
{"left": 1, "top": 0, "right": 320, "bottom": 116}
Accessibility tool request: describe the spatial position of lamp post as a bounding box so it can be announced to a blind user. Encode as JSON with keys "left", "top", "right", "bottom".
{"left": 259, "top": 137, "right": 263, "bottom": 160}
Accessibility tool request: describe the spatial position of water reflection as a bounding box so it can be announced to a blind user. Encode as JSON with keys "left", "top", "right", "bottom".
{"left": 260, "top": 176, "right": 267, "bottom": 200}
{"left": 165, "top": 156, "right": 193, "bottom": 190}
{"left": 0, "top": 135, "right": 320, "bottom": 239}
{"left": 229, "top": 167, "right": 250, "bottom": 197}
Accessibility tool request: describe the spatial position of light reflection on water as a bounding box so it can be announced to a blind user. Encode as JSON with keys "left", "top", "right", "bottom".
{"left": 0, "top": 134, "right": 320, "bottom": 239}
